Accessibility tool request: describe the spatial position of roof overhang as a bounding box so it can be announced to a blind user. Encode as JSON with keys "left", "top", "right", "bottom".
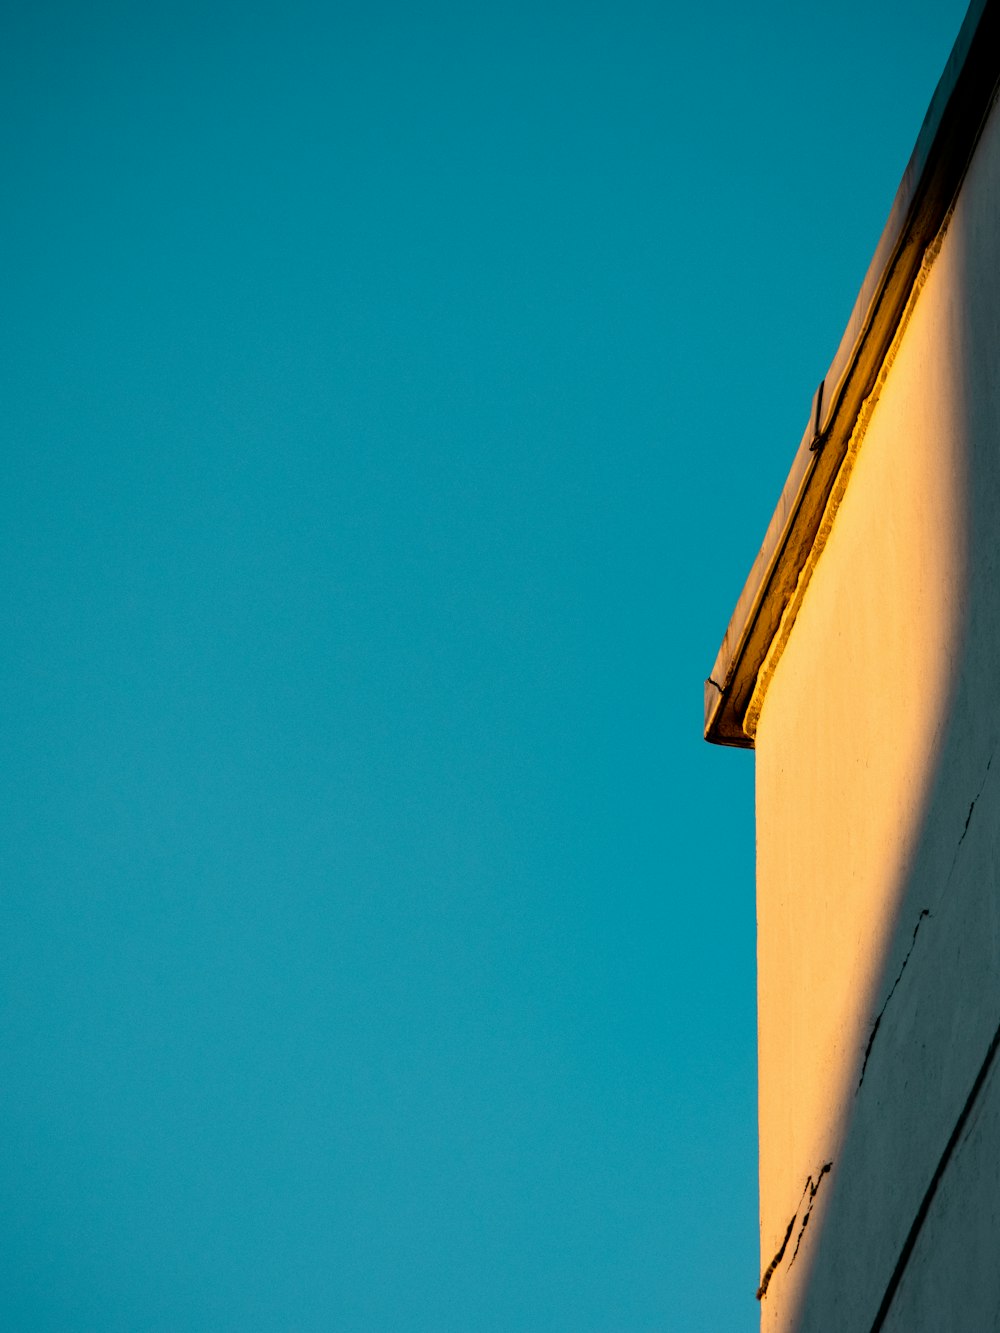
{"left": 704, "top": 0, "right": 1000, "bottom": 748}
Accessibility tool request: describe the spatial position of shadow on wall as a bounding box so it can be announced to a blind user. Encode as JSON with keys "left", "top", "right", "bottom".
{"left": 782, "top": 98, "right": 1000, "bottom": 1332}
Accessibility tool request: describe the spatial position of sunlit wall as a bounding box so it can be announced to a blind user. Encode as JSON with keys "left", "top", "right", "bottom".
{"left": 752, "top": 88, "right": 1000, "bottom": 1333}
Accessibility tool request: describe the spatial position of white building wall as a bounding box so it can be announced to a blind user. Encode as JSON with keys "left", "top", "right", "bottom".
{"left": 752, "top": 89, "right": 1000, "bottom": 1332}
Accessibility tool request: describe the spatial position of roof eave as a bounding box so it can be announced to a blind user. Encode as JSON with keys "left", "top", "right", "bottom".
{"left": 704, "top": 0, "right": 1000, "bottom": 748}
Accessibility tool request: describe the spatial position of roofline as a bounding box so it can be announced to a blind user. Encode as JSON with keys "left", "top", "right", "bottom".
{"left": 704, "top": 0, "right": 1000, "bottom": 749}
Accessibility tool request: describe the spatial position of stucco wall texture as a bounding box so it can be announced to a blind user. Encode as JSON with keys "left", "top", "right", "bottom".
{"left": 752, "top": 91, "right": 1000, "bottom": 1332}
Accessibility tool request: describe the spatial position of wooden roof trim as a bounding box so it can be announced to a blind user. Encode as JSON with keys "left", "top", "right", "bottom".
{"left": 705, "top": 0, "right": 1000, "bottom": 748}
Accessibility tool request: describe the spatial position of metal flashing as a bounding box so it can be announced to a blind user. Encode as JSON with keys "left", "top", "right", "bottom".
{"left": 704, "top": 0, "right": 1000, "bottom": 748}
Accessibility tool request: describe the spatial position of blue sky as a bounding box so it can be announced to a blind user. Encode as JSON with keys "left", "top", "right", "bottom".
{"left": 1, "top": 2, "right": 969, "bottom": 1328}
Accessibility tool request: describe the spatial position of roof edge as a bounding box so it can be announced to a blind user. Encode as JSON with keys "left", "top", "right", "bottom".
{"left": 704, "top": 0, "right": 1000, "bottom": 748}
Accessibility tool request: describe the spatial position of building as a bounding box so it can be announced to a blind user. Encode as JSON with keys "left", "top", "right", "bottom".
{"left": 704, "top": 3, "right": 1000, "bottom": 1328}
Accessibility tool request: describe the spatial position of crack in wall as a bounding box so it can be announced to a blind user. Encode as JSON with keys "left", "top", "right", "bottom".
{"left": 852, "top": 748, "right": 999, "bottom": 1321}
{"left": 756, "top": 1213, "right": 796, "bottom": 1301}
{"left": 857, "top": 911, "right": 931, "bottom": 1089}
{"left": 943, "top": 750, "right": 994, "bottom": 892}
{"left": 756, "top": 1162, "right": 833, "bottom": 1301}
{"left": 957, "top": 752, "right": 991, "bottom": 847}
{"left": 869, "top": 1011, "right": 1000, "bottom": 1332}
{"left": 789, "top": 1162, "right": 832, "bottom": 1267}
